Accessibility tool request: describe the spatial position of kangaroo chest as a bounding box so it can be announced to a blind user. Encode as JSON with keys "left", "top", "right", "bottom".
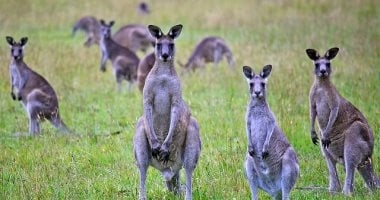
{"left": 10, "top": 64, "right": 24, "bottom": 90}
{"left": 249, "top": 117, "right": 268, "bottom": 150}
{"left": 314, "top": 88, "right": 333, "bottom": 130}
{"left": 100, "top": 39, "right": 109, "bottom": 58}
{"left": 151, "top": 75, "right": 177, "bottom": 137}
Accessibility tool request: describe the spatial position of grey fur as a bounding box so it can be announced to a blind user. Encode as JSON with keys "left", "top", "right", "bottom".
{"left": 137, "top": 2, "right": 150, "bottom": 15}
{"left": 72, "top": 16, "right": 101, "bottom": 47}
{"left": 72, "top": 16, "right": 153, "bottom": 53}
{"left": 306, "top": 47, "right": 380, "bottom": 195}
{"left": 137, "top": 52, "right": 155, "bottom": 92}
{"left": 243, "top": 65, "right": 299, "bottom": 200}
{"left": 112, "top": 24, "right": 155, "bottom": 53}
{"left": 179, "top": 36, "right": 235, "bottom": 72}
{"left": 6, "top": 36, "right": 69, "bottom": 136}
{"left": 133, "top": 24, "right": 201, "bottom": 200}
{"left": 99, "top": 20, "right": 140, "bottom": 91}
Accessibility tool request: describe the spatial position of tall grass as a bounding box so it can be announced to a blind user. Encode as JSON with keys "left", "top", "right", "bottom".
{"left": 0, "top": 0, "right": 379, "bottom": 199}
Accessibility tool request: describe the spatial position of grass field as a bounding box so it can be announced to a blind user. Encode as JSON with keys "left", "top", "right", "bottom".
{"left": 0, "top": 0, "right": 379, "bottom": 199}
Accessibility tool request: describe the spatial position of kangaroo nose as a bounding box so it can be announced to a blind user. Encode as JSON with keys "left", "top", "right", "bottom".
{"left": 162, "top": 53, "right": 169, "bottom": 59}
{"left": 254, "top": 91, "right": 260, "bottom": 96}
{"left": 320, "top": 70, "right": 326, "bottom": 75}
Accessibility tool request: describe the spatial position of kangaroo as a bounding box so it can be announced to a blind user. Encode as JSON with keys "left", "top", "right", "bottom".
{"left": 6, "top": 36, "right": 69, "bottom": 136}
{"left": 137, "top": 2, "right": 151, "bottom": 15}
{"left": 306, "top": 47, "right": 380, "bottom": 195}
{"left": 137, "top": 52, "right": 155, "bottom": 92}
{"left": 72, "top": 16, "right": 152, "bottom": 52}
{"left": 72, "top": 16, "right": 101, "bottom": 47}
{"left": 243, "top": 65, "right": 299, "bottom": 200}
{"left": 133, "top": 24, "right": 201, "bottom": 200}
{"left": 112, "top": 24, "right": 155, "bottom": 53}
{"left": 99, "top": 20, "right": 140, "bottom": 91}
{"left": 178, "top": 36, "right": 235, "bottom": 72}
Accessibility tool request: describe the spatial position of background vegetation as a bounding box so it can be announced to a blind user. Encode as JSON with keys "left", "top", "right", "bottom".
{"left": 0, "top": 0, "right": 379, "bottom": 199}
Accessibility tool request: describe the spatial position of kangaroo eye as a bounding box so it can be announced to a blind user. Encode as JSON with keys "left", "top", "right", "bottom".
{"left": 156, "top": 43, "right": 162, "bottom": 49}
{"left": 326, "top": 63, "right": 330, "bottom": 68}
{"left": 249, "top": 83, "right": 254, "bottom": 88}
{"left": 315, "top": 63, "right": 320, "bottom": 68}
{"left": 261, "top": 82, "right": 265, "bottom": 88}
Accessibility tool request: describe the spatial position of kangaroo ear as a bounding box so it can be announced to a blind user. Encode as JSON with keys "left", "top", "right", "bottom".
{"left": 20, "top": 37, "right": 28, "bottom": 46}
{"left": 260, "top": 65, "right": 272, "bottom": 79}
{"left": 168, "top": 24, "right": 183, "bottom": 39}
{"left": 109, "top": 20, "right": 115, "bottom": 27}
{"left": 325, "top": 47, "right": 339, "bottom": 60}
{"left": 99, "top": 19, "right": 105, "bottom": 25}
{"left": 148, "top": 25, "right": 163, "bottom": 39}
{"left": 6, "top": 36, "right": 15, "bottom": 46}
{"left": 306, "top": 49, "right": 320, "bottom": 61}
{"left": 243, "top": 66, "right": 254, "bottom": 80}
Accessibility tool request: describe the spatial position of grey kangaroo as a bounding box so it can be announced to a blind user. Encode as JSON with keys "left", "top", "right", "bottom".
{"left": 243, "top": 65, "right": 299, "bottom": 200}
{"left": 73, "top": 16, "right": 153, "bottom": 53}
{"left": 179, "top": 36, "right": 235, "bottom": 72}
{"left": 137, "top": 52, "right": 155, "bottom": 92}
{"left": 133, "top": 24, "right": 201, "bottom": 200}
{"left": 137, "top": 2, "right": 151, "bottom": 15}
{"left": 72, "top": 16, "right": 101, "bottom": 47}
{"left": 306, "top": 47, "right": 380, "bottom": 195}
{"left": 112, "top": 24, "right": 154, "bottom": 53}
{"left": 6, "top": 36, "right": 69, "bottom": 136}
{"left": 99, "top": 20, "right": 140, "bottom": 91}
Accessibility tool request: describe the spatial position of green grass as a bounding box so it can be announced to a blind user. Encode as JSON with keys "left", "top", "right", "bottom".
{"left": 1, "top": 0, "right": 379, "bottom": 199}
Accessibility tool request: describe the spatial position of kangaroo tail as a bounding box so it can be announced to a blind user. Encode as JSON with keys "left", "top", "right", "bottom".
{"left": 357, "top": 157, "right": 380, "bottom": 191}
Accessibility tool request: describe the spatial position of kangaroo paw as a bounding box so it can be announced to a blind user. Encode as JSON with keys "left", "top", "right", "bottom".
{"left": 321, "top": 138, "right": 331, "bottom": 148}
{"left": 11, "top": 92, "right": 16, "bottom": 100}
{"left": 262, "top": 151, "right": 269, "bottom": 159}
{"left": 151, "top": 143, "right": 160, "bottom": 159}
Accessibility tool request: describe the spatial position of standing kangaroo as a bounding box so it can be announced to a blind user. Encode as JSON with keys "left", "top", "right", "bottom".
{"left": 178, "top": 36, "right": 235, "bottom": 72}
{"left": 6, "top": 36, "right": 69, "bottom": 136}
{"left": 306, "top": 47, "right": 380, "bottom": 195}
{"left": 99, "top": 20, "right": 140, "bottom": 91}
{"left": 72, "top": 16, "right": 101, "bottom": 47}
{"left": 243, "top": 65, "right": 299, "bottom": 200}
{"left": 137, "top": 52, "right": 155, "bottom": 92}
{"left": 134, "top": 24, "right": 201, "bottom": 200}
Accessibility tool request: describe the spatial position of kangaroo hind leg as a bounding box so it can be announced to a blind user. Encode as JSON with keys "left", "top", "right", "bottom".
{"left": 134, "top": 117, "right": 150, "bottom": 200}
{"left": 281, "top": 147, "right": 299, "bottom": 200}
{"left": 182, "top": 117, "right": 201, "bottom": 200}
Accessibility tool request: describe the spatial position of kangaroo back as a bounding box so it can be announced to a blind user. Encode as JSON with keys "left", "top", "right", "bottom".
{"left": 182, "top": 36, "right": 234, "bottom": 70}
{"left": 137, "top": 52, "right": 155, "bottom": 92}
{"left": 72, "top": 16, "right": 100, "bottom": 47}
{"left": 113, "top": 24, "right": 154, "bottom": 53}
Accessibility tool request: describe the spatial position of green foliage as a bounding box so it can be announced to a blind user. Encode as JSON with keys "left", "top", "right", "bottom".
{"left": 0, "top": 0, "right": 379, "bottom": 199}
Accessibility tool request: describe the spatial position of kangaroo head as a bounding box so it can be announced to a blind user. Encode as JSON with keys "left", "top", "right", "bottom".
{"left": 99, "top": 19, "right": 115, "bottom": 39}
{"left": 243, "top": 65, "right": 272, "bottom": 99}
{"left": 6, "top": 36, "right": 28, "bottom": 61}
{"left": 306, "top": 47, "right": 339, "bottom": 79}
{"left": 148, "top": 24, "right": 182, "bottom": 63}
